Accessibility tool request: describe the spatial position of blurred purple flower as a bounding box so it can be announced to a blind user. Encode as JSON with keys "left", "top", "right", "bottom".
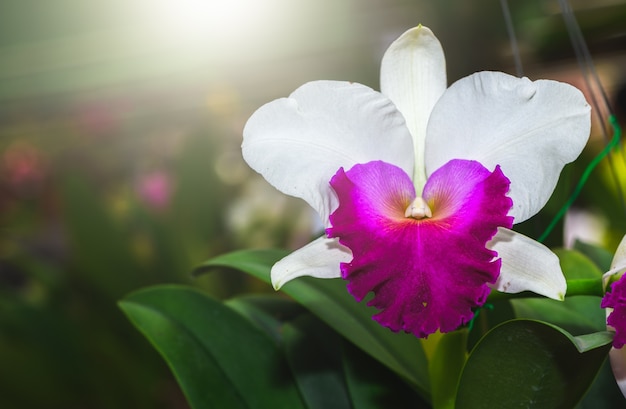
{"left": 136, "top": 170, "right": 174, "bottom": 211}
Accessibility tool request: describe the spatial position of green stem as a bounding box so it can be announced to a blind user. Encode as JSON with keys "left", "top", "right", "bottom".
{"left": 487, "top": 278, "right": 604, "bottom": 302}
{"left": 566, "top": 278, "right": 605, "bottom": 297}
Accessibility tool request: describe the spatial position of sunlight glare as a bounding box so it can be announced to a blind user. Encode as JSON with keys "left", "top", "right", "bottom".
{"left": 149, "top": 0, "right": 269, "bottom": 46}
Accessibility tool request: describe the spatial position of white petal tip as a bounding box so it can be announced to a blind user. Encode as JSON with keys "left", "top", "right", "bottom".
{"left": 269, "top": 236, "right": 349, "bottom": 291}
{"left": 271, "top": 279, "right": 282, "bottom": 291}
{"left": 270, "top": 264, "right": 293, "bottom": 291}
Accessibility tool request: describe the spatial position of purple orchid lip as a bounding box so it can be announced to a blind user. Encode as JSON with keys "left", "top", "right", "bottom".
{"left": 327, "top": 159, "right": 513, "bottom": 337}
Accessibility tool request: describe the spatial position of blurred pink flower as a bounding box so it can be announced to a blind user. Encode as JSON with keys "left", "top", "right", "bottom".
{"left": 2, "top": 141, "right": 46, "bottom": 192}
{"left": 136, "top": 170, "right": 174, "bottom": 211}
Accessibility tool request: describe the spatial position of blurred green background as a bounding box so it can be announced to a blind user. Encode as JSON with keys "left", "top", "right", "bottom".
{"left": 1, "top": 1, "right": 625, "bottom": 408}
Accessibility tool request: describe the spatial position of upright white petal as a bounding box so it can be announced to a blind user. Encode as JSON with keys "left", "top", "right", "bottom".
{"left": 243, "top": 80, "right": 414, "bottom": 224}
{"left": 488, "top": 227, "right": 566, "bottom": 300}
{"left": 271, "top": 236, "right": 351, "bottom": 290}
{"left": 380, "top": 25, "right": 446, "bottom": 193}
{"left": 612, "top": 235, "right": 626, "bottom": 271}
{"left": 425, "top": 71, "right": 591, "bottom": 223}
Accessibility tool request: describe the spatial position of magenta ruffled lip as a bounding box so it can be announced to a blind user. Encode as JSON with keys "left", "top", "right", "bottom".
{"left": 327, "top": 159, "right": 513, "bottom": 338}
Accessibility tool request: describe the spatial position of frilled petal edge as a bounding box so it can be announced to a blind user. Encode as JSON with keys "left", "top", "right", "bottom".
{"left": 488, "top": 227, "right": 566, "bottom": 300}
{"left": 602, "top": 235, "right": 626, "bottom": 349}
{"left": 327, "top": 159, "right": 512, "bottom": 337}
{"left": 270, "top": 236, "right": 351, "bottom": 290}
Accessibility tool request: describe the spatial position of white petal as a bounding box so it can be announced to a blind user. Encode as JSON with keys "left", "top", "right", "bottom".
{"left": 380, "top": 25, "right": 446, "bottom": 192}
{"left": 609, "top": 347, "right": 626, "bottom": 399}
{"left": 488, "top": 227, "right": 566, "bottom": 300}
{"left": 243, "top": 80, "right": 414, "bottom": 224}
{"left": 425, "top": 71, "right": 591, "bottom": 223}
{"left": 271, "top": 236, "right": 351, "bottom": 290}
{"left": 612, "top": 235, "right": 626, "bottom": 270}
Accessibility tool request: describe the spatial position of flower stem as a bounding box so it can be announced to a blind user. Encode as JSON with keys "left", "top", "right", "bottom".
{"left": 488, "top": 278, "right": 604, "bottom": 302}
{"left": 566, "top": 278, "right": 605, "bottom": 297}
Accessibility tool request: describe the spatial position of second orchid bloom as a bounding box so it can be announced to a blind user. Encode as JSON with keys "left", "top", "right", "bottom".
{"left": 242, "top": 25, "right": 591, "bottom": 337}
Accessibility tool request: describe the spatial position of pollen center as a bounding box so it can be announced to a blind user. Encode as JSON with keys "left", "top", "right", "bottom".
{"left": 404, "top": 196, "right": 432, "bottom": 219}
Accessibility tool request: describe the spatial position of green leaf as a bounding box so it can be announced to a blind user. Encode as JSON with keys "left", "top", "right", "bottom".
{"left": 280, "top": 313, "right": 428, "bottom": 409}
{"left": 467, "top": 299, "right": 517, "bottom": 350}
{"left": 429, "top": 330, "right": 467, "bottom": 409}
{"left": 119, "top": 285, "right": 305, "bottom": 409}
{"left": 196, "top": 249, "right": 431, "bottom": 399}
{"left": 456, "top": 319, "right": 613, "bottom": 409}
{"left": 576, "top": 358, "right": 626, "bottom": 408}
{"left": 282, "top": 314, "right": 353, "bottom": 409}
{"left": 573, "top": 240, "right": 614, "bottom": 272}
{"left": 224, "top": 295, "right": 306, "bottom": 344}
{"left": 554, "top": 248, "right": 604, "bottom": 280}
{"left": 512, "top": 297, "right": 605, "bottom": 334}
{"left": 341, "top": 338, "right": 430, "bottom": 409}
{"left": 195, "top": 248, "right": 290, "bottom": 281}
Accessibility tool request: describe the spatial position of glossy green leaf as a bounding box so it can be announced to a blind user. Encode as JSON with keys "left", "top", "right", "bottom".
{"left": 429, "top": 330, "right": 467, "bottom": 409}
{"left": 341, "top": 337, "right": 430, "bottom": 409}
{"left": 195, "top": 248, "right": 290, "bottom": 281}
{"left": 280, "top": 313, "right": 428, "bottom": 409}
{"left": 196, "top": 249, "right": 430, "bottom": 399}
{"left": 119, "top": 285, "right": 305, "bottom": 409}
{"left": 467, "top": 299, "right": 517, "bottom": 350}
{"left": 456, "top": 319, "right": 613, "bottom": 409}
{"left": 224, "top": 295, "right": 306, "bottom": 344}
{"left": 228, "top": 296, "right": 427, "bottom": 409}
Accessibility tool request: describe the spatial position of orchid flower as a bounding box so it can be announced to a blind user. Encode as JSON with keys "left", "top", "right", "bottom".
{"left": 601, "top": 235, "right": 626, "bottom": 397}
{"left": 242, "top": 26, "right": 591, "bottom": 337}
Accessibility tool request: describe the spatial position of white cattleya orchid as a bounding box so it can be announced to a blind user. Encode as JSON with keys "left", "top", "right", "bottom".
{"left": 601, "top": 235, "right": 626, "bottom": 397}
{"left": 242, "top": 25, "right": 591, "bottom": 337}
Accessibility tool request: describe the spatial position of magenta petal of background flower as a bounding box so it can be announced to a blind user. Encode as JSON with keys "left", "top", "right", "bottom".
{"left": 602, "top": 276, "right": 626, "bottom": 348}
{"left": 327, "top": 159, "right": 513, "bottom": 337}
